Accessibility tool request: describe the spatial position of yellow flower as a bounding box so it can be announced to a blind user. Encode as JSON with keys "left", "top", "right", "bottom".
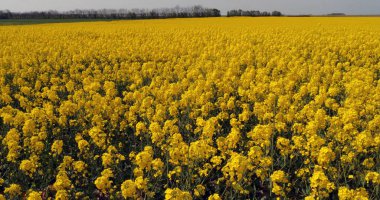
{"left": 27, "top": 191, "right": 42, "bottom": 200}
{"left": 101, "top": 152, "right": 113, "bottom": 167}
{"left": 165, "top": 188, "right": 192, "bottom": 200}
{"left": 135, "top": 146, "right": 154, "bottom": 170}
{"left": 65, "top": 80, "right": 75, "bottom": 92}
{"left": 134, "top": 176, "right": 148, "bottom": 190}
{"left": 94, "top": 168, "right": 113, "bottom": 194}
{"left": 149, "top": 122, "right": 165, "bottom": 145}
{"left": 22, "top": 119, "right": 36, "bottom": 136}
{"left": 362, "top": 158, "right": 375, "bottom": 169}
{"left": 365, "top": 171, "right": 380, "bottom": 185}
{"left": 135, "top": 121, "right": 147, "bottom": 136}
{"left": 121, "top": 180, "right": 137, "bottom": 199}
{"left": 208, "top": 193, "right": 222, "bottom": 200}
{"left": 30, "top": 136, "right": 44, "bottom": 154}
{"left": 189, "top": 139, "right": 216, "bottom": 161}
{"left": 338, "top": 187, "right": 369, "bottom": 200}
{"left": 55, "top": 190, "right": 69, "bottom": 200}
{"left": 3, "top": 128, "right": 21, "bottom": 162}
{"left": 194, "top": 184, "right": 205, "bottom": 197}
{"left": 4, "top": 184, "right": 22, "bottom": 198}
{"left": 317, "top": 146, "right": 335, "bottom": 166}
{"left": 51, "top": 140, "right": 64, "bottom": 156}
{"left": 276, "top": 137, "right": 291, "bottom": 156}
{"left": 271, "top": 170, "right": 288, "bottom": 183}
{"left": 151, "top": 158, "right": 164, "bottom": 177}
{"left": 304, "top": 195, "right": 315, "bottom": 200}
{"left": 73, "top": 160, "right": 86, "bottom": 173}
{"left": 20, "top": 158, "right": 38, "bottom": 176}
{"left": 309, "top": 166, "right": 335, "bottom": 198}
{"left": 58, "top": 156, "right": 74, "bottom": 170}
{"left": 88, "top": 126, "right": 107, "bottom": 149}
{"left": 222, "top": 152, "right": 250, "bottom": 183}
{"left": 247, "top": 125, "right": 273, "bottom": 149}
{"left": 168, "top": 134, "right": 189, "bottom": 165}
{"left": 211, "top": 156, "right": 223, "bottom": 167}
{"left": 77, "top": 139, "right": 90, "bottom": 153}
{"left": 270, "top": 170, "right": 289, "bottom": 197}
{"left": 53, "top": 170, "right": 72, "bottom": 190}
{"left": 296, "top": 168, "right": 310, "bottom": 179}
{"left": 338, "top": 187, "right": 354, "bottom": 200}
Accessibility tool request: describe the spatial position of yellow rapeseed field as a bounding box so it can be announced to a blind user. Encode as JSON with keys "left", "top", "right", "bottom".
{"left": 0, "top": 17, "right": 380, "bottom": 199}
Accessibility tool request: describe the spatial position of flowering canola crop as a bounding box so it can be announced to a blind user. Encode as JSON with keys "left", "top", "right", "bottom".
{"left": 0, "top": 17, "right": 380, "bottom": 199}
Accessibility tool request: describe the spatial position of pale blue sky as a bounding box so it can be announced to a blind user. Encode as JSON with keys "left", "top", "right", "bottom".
{"left": 1, "top": 0, "right": 380, "bottom": 15}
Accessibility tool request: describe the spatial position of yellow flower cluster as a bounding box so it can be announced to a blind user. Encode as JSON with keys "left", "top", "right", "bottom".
{"left": 165, "top": 188, "right": 192, "bottom": 200}
{"left": 19, "top": 155, "right": 39, "bottom": 177}
{"left": 338, "top": 187, "right": 369, "bottom": 200}
{"left": 2, "top": 128, "right": 21, "bottom": 162}
{"left": 365, "top": 171, "right": 380, "bottom": 185}
{"left": 270, "top": 170, "right": 289, "bottom": 197}
{"left": 0, "top": 17, "right": 379, "bottom": 199}
{"left": 4, "top": 184, "right": 22, "bottom": 198}
{"left": 94, "top": 168, "right": 114, "bottom": 194}
{"left": 208, "top": 193, "right": 222, "bottom": 200}
{"left": 27, "top": 191, "right": 43, "bottom": 200}
{"left": 51, "top": 140, "right": 64, "bottom": 156}
{"left": 317, "top": 146, "right": 335, "bottom": 166}
{"left": 309, "top": 166, "right": 336, "bottom": 198}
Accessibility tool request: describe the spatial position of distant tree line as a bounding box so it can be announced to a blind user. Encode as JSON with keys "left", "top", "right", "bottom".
{"left": 0, "top": 6, "right": 221, "bottom": 20}
{"left": 327, "top": 13, "right": 346, "bottom": 16}
{"left": 227, "top": 9, "right": 283, "bottom": 17}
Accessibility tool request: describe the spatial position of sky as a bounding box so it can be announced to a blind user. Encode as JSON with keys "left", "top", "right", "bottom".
{"left": 1, "top": 0, "right": 380, "bottom": 15}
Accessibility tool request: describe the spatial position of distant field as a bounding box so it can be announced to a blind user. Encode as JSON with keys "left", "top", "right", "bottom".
{"left": 1, "top": 16, "right": 380, "bottom": 25}
{"left": 0, "top": 18, "right": 114, "bottom": 25}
